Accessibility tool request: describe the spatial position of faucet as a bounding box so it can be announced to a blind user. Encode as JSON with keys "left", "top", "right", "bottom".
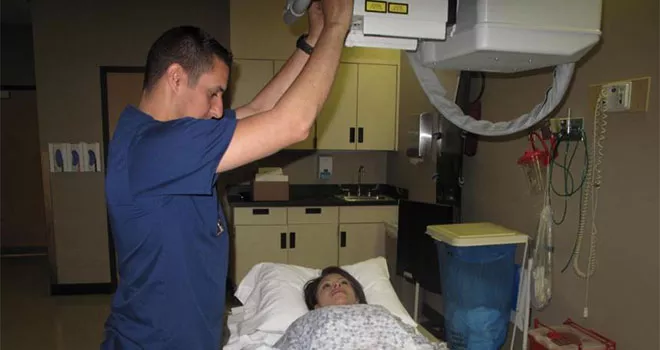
{"left": 357, "top": 165, "right": 365, "bottom": 197}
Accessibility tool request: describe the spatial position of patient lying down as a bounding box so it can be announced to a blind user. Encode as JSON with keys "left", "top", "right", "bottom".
{"left": 303, "top": 266, "right": 367, "bottom": 309}
{"left": 272, "top": 267, "right": 448, "bottom": 350}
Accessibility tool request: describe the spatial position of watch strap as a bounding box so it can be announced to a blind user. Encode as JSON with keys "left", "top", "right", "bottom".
{"left": 296, "top": 34, "right": 314, "bottom": 55}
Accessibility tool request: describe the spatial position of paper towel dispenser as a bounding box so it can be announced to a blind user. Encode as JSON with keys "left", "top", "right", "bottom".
{"left": 406, "top": 112, "right": 438, "bottom": 161}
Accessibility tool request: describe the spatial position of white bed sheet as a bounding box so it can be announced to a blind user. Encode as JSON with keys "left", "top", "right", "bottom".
{"left": 223, "top": 306, "right": 284, "bottom": 350}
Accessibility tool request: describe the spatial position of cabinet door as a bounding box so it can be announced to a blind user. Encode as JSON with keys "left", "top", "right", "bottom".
{"left": 274, "top": 60, "right": 316, "bottom": 150}
{"left": 357, "top": 64, "right": 398, "bottom": 151}
{"left": 316, "top": 63, "right": 359, "bottom": 150}
{"left": 338, "top": 223, "right": 386, "bottom": 266}
{"left": 233, "top": 225, "right": 288, "bottom": 284}
{"left": 287, "top": 224, "right": 338, "bottom": 269}
{"left": 230, "top": 59, "right": 274, "bottom": 110}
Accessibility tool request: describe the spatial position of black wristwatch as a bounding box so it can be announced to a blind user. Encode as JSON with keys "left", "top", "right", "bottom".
{"left": 296, "top": 34, "right": 314, "bottom": 55}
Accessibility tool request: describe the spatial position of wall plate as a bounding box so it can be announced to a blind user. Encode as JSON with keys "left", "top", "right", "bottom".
{"left": 550, "top": 117, "right": 584, "bottom": 141}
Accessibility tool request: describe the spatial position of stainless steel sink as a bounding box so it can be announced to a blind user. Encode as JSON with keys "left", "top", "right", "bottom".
{"left": 334, "top": 194, "right": 395, "bottom": 202}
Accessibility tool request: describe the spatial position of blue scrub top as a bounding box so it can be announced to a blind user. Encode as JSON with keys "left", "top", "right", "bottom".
{"left": 102, "top": 105, "right": 237, "bottom": 349}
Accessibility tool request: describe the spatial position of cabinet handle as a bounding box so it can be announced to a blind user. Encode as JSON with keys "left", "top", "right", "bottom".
{"left": 349, "top": 127, "right": 355, "bottom": 143}
{"left": 281, "top": 233, "right": 287, "bottom": 249}
{"left": 305, "top": 208, "right": 322, "bottom": 214}
{"left": 340, "top": 231, "right": 346, "bottom": 247}
{"left": 358, "top": 127, "right": 364, "bottom": 143}
{"left": 253, "top": 209, "right": 269, "bottom": 215}
{"left": 290, "top": 232, "right": 296, "bottom": 249}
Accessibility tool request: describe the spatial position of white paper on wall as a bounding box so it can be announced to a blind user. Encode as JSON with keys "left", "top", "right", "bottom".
{"left": 82, "top": 142, "right": 102, "bottom": 172}
{"left": 70, "top": 143, "right": 84, "bottom": 172}
{"left": 48, "top": 143, "right": 70, "bottom": 172}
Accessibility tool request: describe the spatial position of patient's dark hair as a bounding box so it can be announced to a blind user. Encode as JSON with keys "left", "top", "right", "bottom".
{"left": 303, "top": 266, "right": 367, "bottom": 310}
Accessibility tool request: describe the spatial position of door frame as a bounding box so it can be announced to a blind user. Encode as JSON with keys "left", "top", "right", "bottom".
{"left": 0, "top": 84, "right": 47, "bottom": 255}
{"left": 99, "top": 66, "right": 145, "bottom": 291}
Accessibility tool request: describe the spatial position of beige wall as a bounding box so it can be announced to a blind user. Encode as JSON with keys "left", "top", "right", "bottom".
{"left": 462, "top": 0, "right": 659, "bottom": 348}
{"left": 31, "top": 0, "right": 231, "bottom": 284}
{"left": 262, "top": 151, "right": 388, "bottom": 185}
{"left": 220, "top": 151, "right": 389, "bottom": 187}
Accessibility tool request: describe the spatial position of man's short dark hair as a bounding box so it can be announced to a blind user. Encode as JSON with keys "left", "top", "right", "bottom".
{"left": 303, "top": 266, "right": 368, "bottom": 310}
{"left": 143, "top": 26, "right": 233, "bottom": 91}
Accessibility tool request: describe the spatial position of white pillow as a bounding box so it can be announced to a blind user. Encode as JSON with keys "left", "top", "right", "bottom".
{"left": 234, "top": 257, "right": 416, "bottom": 335}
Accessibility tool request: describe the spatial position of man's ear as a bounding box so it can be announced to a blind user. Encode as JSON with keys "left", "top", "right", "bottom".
{"left": 165, "top": 63, "right": 186, "bottom": 93}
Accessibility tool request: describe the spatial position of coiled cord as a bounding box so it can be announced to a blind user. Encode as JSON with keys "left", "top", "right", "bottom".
{"left": 571, "top": 87, "right": 607, "bottom": 280}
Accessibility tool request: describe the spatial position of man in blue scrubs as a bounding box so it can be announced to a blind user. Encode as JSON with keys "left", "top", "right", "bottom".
{"left": 101, "top": 1, "right": 353, "bottom": 348}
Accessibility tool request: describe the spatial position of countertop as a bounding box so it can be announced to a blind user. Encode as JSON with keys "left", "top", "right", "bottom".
{"left": 226, "top": 184, "right": 406, "bottom": 208}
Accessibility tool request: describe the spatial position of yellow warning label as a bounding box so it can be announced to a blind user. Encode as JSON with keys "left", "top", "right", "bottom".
{"left": 365, "top": 0, "right": 387, "bottom": 13}
{"left": 388, "top": 2, "right": 409, "bottom": 14}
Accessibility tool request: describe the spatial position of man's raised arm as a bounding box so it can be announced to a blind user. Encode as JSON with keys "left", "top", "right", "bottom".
{"left": 234, "top": 2, "right": 327, "bottom": 120}
{"left": 217, "top": 0, "right": 353, "bottom": 173}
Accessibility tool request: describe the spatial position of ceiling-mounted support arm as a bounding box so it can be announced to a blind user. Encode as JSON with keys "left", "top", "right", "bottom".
{"left": 406, "top": 51, "right": 575, "bottom": 137}
{"left": 283, "top": 0, "right": 312, "bottom": 25}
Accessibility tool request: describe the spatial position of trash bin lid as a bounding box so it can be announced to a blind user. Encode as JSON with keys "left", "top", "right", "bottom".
{"left": 426, "top": 222, "right": 528, "bottom": 247}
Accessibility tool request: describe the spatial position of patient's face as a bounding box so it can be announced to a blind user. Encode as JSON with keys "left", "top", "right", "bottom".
{"left": 315, "top": 273, "right": 358, "bottom": 308}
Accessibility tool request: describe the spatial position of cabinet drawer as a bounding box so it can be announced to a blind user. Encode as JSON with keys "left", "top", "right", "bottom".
{"left": 339, "top": 206, "right": 397, "bottom": 224}
{"left": 234, "top": 207, "right": 287, "bottom": 225}
{"left": 287, "top": 207, "right": 338, "bottom": 224}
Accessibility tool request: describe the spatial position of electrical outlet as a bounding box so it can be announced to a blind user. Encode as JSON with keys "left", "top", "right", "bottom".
{"left": 603, "top": 81, "right": 632, "bottom": 112}
{"left": 588, "top": 77, "right": 651, "bottom": 114}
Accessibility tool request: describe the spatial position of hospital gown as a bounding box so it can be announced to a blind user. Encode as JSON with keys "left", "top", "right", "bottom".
{"left": 272, "top": 304, "right": 448, "bottom": 350}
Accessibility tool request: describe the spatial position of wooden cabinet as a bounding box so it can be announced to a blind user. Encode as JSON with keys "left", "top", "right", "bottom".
{"left": 233, "top": 225, "right": 288, "bottom": 285}
{"left": 232, "top": 206, "right": 339, "bottom": 283}
{"left": 232, "top": 205, "right": 397, "bottom": 284}
{"left": 338, "top": 223, "right": 386, "bottom": 266}
{"left": 317, "top": 63, "right": 359, "bottom": 150}
{"left": 287, "top": 224, "right": 338, "bottom": 268}
{"left": 357, "top": 64, "right": 398, "bottom": 151}
{"left": 338, "top": 206, "right": 397, "bottom": 265}
{"left": 316, "top": 63, "right": 399, "bottom": 151}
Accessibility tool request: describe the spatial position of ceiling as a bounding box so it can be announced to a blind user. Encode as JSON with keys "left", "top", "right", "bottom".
{"left": 1, "top": 0, "right": 31, "bottom": 25}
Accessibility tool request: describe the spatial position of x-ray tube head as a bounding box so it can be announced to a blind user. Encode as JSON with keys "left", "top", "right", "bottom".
{"left": 283, "top": 0, "right": 449, "bottom": 51}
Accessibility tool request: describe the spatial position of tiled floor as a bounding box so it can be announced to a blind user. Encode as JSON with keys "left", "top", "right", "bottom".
{"left": 1, "top": 256, "right": 112, "bottom": 349}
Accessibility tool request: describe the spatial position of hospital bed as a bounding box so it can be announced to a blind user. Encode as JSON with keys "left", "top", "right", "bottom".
{"left": 222, "top": 257, "right": 447, "bottom": 349}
